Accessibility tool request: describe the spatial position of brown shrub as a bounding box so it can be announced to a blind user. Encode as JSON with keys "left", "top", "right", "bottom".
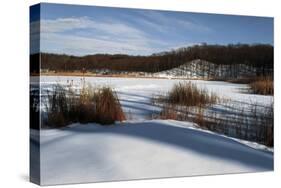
{"left": 249, "top": 77, "right": 273, "bottom": 95}
{"left": 159, "top": 104, "right": 178, "bottom": 120}
{"left": 45, "top": 83, "right": 126, "bottom": 127}
{"left": 194, "top": 107, "right": 205, "bottom": 127}
{"left": 47, "top": 112, "right": 67, "bottom": 128}
{"left": 166, "top": 81, "right": 218, "bottom": 107}
{"left": 46, "top": 85, "right": 70, "bottom": 128}
{"left": 76, "top": 84, "right": 97, "bottom": 124}
{"left": 95, "top": 87, "right": 126, "bottom": 125}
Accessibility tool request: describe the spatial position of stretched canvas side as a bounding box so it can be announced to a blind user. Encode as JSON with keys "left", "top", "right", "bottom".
{"left": 30, "top": 3, "right": 41, "bottom": 185}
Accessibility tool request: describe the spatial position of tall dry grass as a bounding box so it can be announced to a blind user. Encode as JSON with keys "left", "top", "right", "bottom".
{"left": 166, "top": 81, "right": 218, "bottom": 107}
{"left": 159, "top": 104, "right": 179, "bottom": 120}
{"left": 156, "top": 100, "right": 273, "bottom": 147}
{"left": 94, "top": 87, "right": 126, "bottom": 125}
{"left": 154, "top": 81, "right": 273, "bottom": 147}
{"left": 46, "top": 85, "right": 69, "bottom": 127}
{"left": 45, "top": 83, "right": 125, "bottom": 128}
{"left": 30, "top": 89, "right": 40, "bottom": 129}
{"left": 249, "top": 76, "right": 273, "bottom": 95}
{"left": 156, "top": 81, "right": 218, "bottom": 121}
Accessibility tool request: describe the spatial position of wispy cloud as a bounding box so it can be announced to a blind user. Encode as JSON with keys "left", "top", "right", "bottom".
{"left": 31, "top": 4, "right": 273, "bottom": 55}
{"left": 40, "top": 17, "right": 146, "bottom": 39}
{"left": 136, "top": 10, "right": 212, "bottom": 34}
{"left": 41, "top": 33, "right": 160, "bottom": 55}
{"left": 175, "top": 19, "right": 212, "bottom": 33}
{"left": 36, "top": 13, "right": 211, "bottom": 55}
{"left": 38, "top": 17, "right": 170, "bottom": 55}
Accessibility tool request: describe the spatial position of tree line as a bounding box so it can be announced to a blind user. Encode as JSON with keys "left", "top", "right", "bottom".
{"left": 31, "top": 43, "right": 273, "bottom": 76}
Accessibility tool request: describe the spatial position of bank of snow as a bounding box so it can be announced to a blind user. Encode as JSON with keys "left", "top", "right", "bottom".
{"left": 34, "top": 119, "right": 273, "bottom": 185}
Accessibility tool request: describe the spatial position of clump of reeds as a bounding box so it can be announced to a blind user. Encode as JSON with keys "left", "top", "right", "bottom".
{"left": 249, "top": 76, "right": 273, "bottom": 95}
{"left": 166, "top": 81, "right": 218, "bottom": 107}
{"left": 155, "top": 82, "right": 217, "bottom": 123}
{"left": 46, "top": 85, "right": 70, "bottom": 128}
{"left": 159, "top": 104, "right": 179, "bottom": 120}
{"left": 94, "top": 87, "right": 126, "bottom": 125}
{"left": 45, "top": 83, "right": 125, "bottom": 128}
{"left": 154, "top": 81, "right": 273, "bottom": 147}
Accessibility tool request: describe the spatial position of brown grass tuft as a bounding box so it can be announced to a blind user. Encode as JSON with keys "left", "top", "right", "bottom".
{"left": 166, "top": 81, "right": 218, "bottom": 107}
{"left": 159, "top": 104, "right": 178, "bottom": 120}
{"left": 45, "top": 83, "right": 126, "bottom": 128}
{"left": 46, "top": 85, "right": 70, "bottom": 128}
{"left": 249, "top": 77, "right": 273, "bottom": 95}
{"left": 95, "top": 87, "right": 126, "bottom": 125}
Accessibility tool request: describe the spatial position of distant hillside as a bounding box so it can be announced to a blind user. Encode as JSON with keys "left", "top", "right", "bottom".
{"left": 31, "top": 43, "right": 273, "bottom": 78}
{"left": 154, "top": 59, "right": 259, "bottom": 79}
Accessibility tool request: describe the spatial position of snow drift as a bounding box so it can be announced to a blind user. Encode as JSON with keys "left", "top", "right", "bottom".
{"left": 31, "top": 120, "right": 273, "bottom": 185}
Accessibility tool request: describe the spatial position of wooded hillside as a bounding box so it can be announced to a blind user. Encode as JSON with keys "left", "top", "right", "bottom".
{"left": 31, "top": 44, "right": 273, "bottom": 76}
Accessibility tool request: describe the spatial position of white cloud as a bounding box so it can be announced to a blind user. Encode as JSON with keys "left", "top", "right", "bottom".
{"left": 40, "top": 17, "right": 146, "bottom": 40}
{"left": 36, "top": 15, "right": 205, "bottom": 55}
{"left": 40, "top": 33, "right": 163, "bottom": 56}
{"left": 39, "top": 17, "right": 172, "bottom": 55}
{"left": 176, "top": 19, "right": 212, "bottom": 33}
{"left": 136, "top": 10, "right": 212, "bottom": 33}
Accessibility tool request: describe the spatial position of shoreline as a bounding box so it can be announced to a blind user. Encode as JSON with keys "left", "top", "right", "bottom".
{"left": 38, "top": 72, "right": 218, "bottom": 81}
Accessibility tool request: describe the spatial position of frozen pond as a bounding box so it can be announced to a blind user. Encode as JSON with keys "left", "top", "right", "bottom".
{"left": 29, "top": 76, "right": 273, "bottom": 185}
{"left": 39, "top": 76, "right": 273, "bottom": 120}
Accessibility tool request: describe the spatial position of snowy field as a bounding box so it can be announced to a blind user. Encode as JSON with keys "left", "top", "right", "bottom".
{"left": 31, "top": 76, "right": 273, "bottom": 185}
{"left": 38, "top": 76, "right": 273, "bottom": 120}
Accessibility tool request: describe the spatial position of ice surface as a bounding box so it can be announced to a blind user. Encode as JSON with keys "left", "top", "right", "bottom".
{"left": 40, "top": 76, "right": 273, "bottom": 120}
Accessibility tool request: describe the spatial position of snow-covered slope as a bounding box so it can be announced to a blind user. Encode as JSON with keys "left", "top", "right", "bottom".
{"left": 154, "top": 59, "right": 257, "bottom": 79}
{"left": 32, "top": 120, "right": 273, "bottom": 185}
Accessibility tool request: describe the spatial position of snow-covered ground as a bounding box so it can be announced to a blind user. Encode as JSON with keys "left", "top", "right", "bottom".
{"left": 32, "top": 120, "right": 273, "bottom": 185}
{"left": 31, "top": 76, "right": 273, "bottom": 185}
{"left": 39, "top": 76, "right": 272, "bottom": 120}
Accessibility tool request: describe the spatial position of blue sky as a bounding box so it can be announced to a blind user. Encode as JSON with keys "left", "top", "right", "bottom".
{"left": 30, "top": 3, "right": 273, "bottom": 56}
